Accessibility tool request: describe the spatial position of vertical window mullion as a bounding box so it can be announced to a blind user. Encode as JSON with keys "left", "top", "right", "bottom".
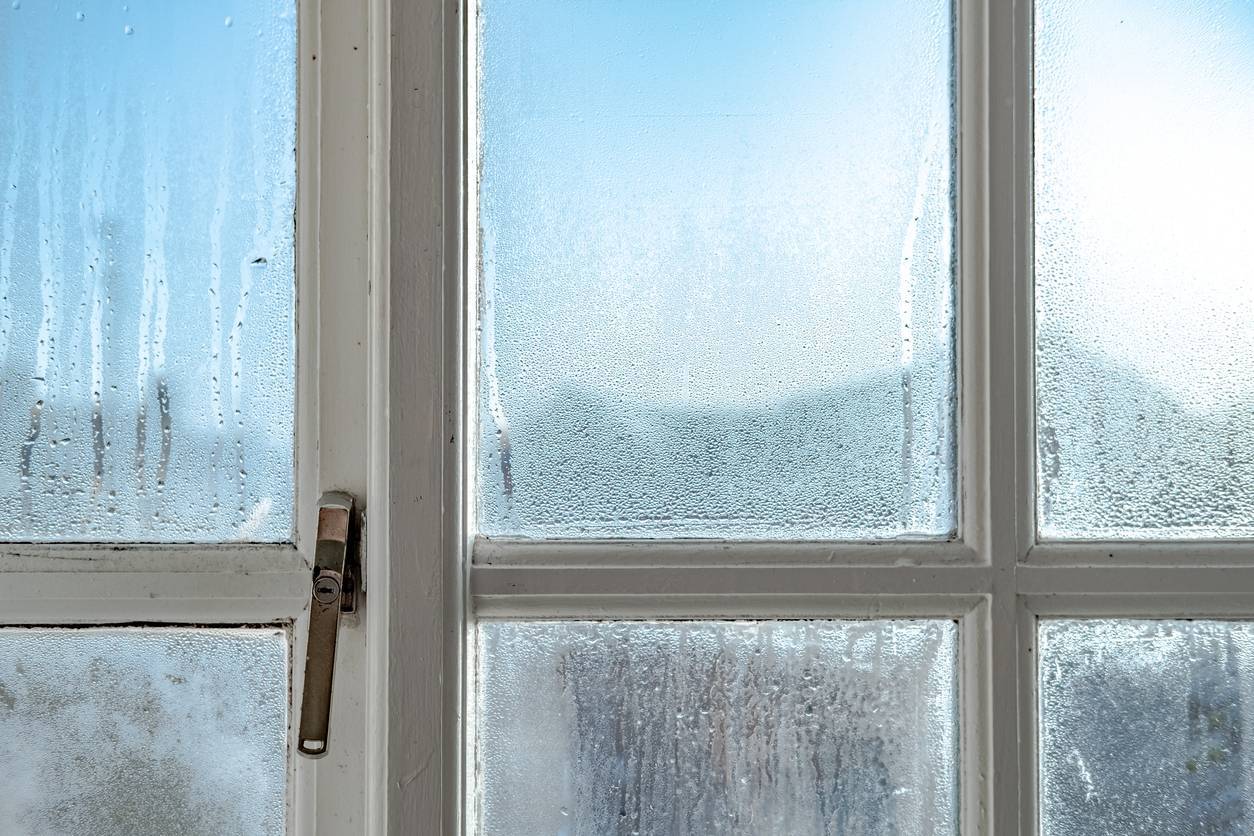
{"left": 982, "top": 0, "right": 1036, "bottom": 832}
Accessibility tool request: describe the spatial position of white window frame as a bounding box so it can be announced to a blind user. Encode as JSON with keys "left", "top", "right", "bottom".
{"left": 386, "top": 0, "right": 991, "bottom": 831}
{"left": 11, "top": 0, "right": 1189, "bottom": 830}
{"left": 11, "top": 0, "right": 1234, "bottom": 833}
{"left": 0, "top": 0, "right": 384, "bottom": 832}
{"left": 385, "top": 0, "right": 1005, "bottom": 832}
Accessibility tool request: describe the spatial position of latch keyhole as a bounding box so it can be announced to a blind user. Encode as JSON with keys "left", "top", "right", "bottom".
{"left": 313, "top": 575, "right": 342, "bottom": 605}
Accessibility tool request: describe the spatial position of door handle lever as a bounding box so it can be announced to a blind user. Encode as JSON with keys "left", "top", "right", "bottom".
{"left": 297, "top": 491, "right": 360, "bottom": 758}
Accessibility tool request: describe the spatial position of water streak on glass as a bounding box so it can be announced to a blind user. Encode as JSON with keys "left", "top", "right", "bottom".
{"left": 1035, "top": 0, "right": 1254, "bottom": 539}
{"left": 1040, "top": 620, "right": 1254, "bottom": 835}
{"left": 477, "top": 620, "right": 959, "bottom": 835}
{"left": 0, "top": 627, "right": 288, "bottom": 835}
{"left": 0, "top": 1, "right": 296, "bottom": 541}
{"left": 476, "top": 0, "right": 957, "bottom": 539}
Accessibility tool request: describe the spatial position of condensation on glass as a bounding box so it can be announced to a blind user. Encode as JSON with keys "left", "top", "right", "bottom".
{"left": 1040, "top": 620, "right": 1254, "bottom": 835}
{"left": 1035, "top": 0, "right": 1254, "bottom": 539}
{"left": 0, "top": 627, "right": 288, "bottom": 835}
{"left": 475, "top": 1, "right": 957, "bottom": 539}
{"left": 476, "top": 620, "right": 959, "bottom": 835}
{"left": 0, "top": 2, "right": 296, "bottom": 541}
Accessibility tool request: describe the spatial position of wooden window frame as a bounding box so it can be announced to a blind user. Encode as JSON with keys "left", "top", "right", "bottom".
{"left": 0, "top": 0, "right": 380, "bottom": 832}
{"left": 11, "top": 0, "right": 1235, "bottom": 832}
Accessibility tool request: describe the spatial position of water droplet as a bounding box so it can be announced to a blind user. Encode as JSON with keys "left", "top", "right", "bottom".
{"left": 123, "top": 24, "right": 134, "bottom": 35}
{"left": 10, "top": 1, "right": 21, "bottom": 9}
{"left": 76, "top": 10, "right": 84, "bottom": 20}
{"left": 224, "top": 15, "right": 233, "bottom": 27}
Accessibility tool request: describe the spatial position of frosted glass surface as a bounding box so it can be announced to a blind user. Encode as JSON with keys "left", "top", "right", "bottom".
{"left": 0, "top": 627, "right": 288, "bottom": 835}
{"left": 1040, "top": 620, "right": 1254, "bottom": 835}
{"left": 477, "top": 1, "right": 956, "bottom": 539}
{"left": 1035, "top": 0, "right": 1254, "bottom": 539}
{"left": 477, "top": 620, "right": 959, "bottom": 835}
{"left": 0, "top": 2, "right": 296, "bottom": 541}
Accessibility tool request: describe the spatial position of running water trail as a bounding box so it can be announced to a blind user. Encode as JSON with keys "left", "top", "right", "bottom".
{"left": 480, "top": 227, "right": 514, "bottom": 500}
{"left": 92, "top": 92, "right": 127, "bottom": 499}
{"left": 136, "top": 121, "right": 171, "bottom": 512}
{"left": 24, "top": 72, "right": 70, "bottom": 520}
{"left": 228, "top": 66, "right": 281, "bottom": 536}
{"left": 896, "top": 108, "right": 944, "bottom": 532}
{"left": 76, "top": 79, "right": 123, "bottom": 497}
{"left": 0, "top": 95, "right": 23, "bottom": 403}
{"left": 208, "top": 118, "right": 231, "bottom": 520}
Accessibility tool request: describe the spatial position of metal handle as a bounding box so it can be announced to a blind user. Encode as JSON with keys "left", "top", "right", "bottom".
{"left": 298, "top": 491, "right": 359, "bottom": 758}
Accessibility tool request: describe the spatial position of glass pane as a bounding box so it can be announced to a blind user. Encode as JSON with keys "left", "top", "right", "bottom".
{"left": 1035, "top": 0, "right": 1254, "bottom": 539}
{"left": 1040, "top": 620, "right": 1254, "bottom": 835}
{"left": 0, "top": 627, "right": 288, "bottom": 835}
{"left": 477, "top": 620, "right": 959, "bottom": 835}
{"left": 0, "top": 2, "right": 297, "bottom": 541}
{"left": 476, "top": 1, "right": 957, "bottom": 539}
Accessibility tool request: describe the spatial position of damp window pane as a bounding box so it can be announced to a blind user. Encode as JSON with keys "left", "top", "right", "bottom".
{"left": 476, "top": 620, "right": 960, "bottom": 835}
{"left": 476, "top": 1, "right": 957, "bottom": 539}
{"left": 1039, "top": 620, "right": 1254, "bottom": 835}
{"left": 1034, "top": 0, "right": 1254, "bottom": 539}
{"left": 0, "top": 2, "right": 297, "bottom": 542}
{"left": 0, "top": 627, "right": 289, "bottom": 836}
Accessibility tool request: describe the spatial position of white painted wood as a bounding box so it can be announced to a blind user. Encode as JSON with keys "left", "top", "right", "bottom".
{"left": 304, "top": 0, "right": 375, "bottom": 829}
{"left": 957, "top": 0, "right": 991, "bottom": 565}
{"left": 1029, "top": 541, "right": 1254, "bottom": 565}
{"left": 475, "top": 594, "right": 986, "bottom": 621}
{"left": 0, "top": 571, "right": 308, "bottom": 623}
{"left": 985, "top": 0, "right": 1035, "bottom": 834}
{"left": 1026, "top": 594, "right": 1254, "bottom": 618}
{"left": 475, "top": 537, "right": 977, "bottom": 567}
{"left": 363, "top": 0, "right": 393, "bottom": 832}
{"left": 383, "top": 0, "right": 465, "bottom": 833}
{"left": 1020, "top": 564, "right": 1254, "bottom": 598}
{"left": 473, "top": 564, "right": 992, "bottom": 601}
{"left": 960, "top": 599, "right": 994, "bottom": 836}
{"left": 1018, "top": 599, "right": 1040, "bottom": 836}
{"left": 954, "top": 3, "right": 999, "bottom": 833}
{"left": 0, "top": 543, "right": 306, "bottom": 573}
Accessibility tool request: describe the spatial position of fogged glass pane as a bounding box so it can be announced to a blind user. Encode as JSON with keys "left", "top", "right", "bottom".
{"left": 1040, "top": 620, "right": 1254, "bottom": 835}
{"left": 1035, "top": 0, "right": 1254, "bottom": 539}
{"left": 477, "top": 1, "right": 956, "bottom": 539}
{"left": 0, "top": 627, "right": 288, "bottom": 835}
{"left": 477, "top": 620, "right": 959, "bottom": 835}
{"left": 0, "top": 2, "right": 296, "bottom": 541}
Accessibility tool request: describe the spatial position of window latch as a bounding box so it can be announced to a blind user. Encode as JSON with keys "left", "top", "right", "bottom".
{"left": 297, "top": 491, "right": 360, "bottom": 758}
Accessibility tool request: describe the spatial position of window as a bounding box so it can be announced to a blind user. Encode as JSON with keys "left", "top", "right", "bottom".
{"left": 1030, "top": 1, "right": 1254, "bottom": 833}
{"left": 476, "top": 620, "right": 960, "bottom": 834}
{"left": 1034, "top": 0, "right": 1254, "bottom": 541}
{"left": 1, "top": 1, "right": 380, "bottom": 832}
{"left": 6, "top": 0, "right": 1254, "bottom": 832}
{"left": 387, "top": 0, "right": 1254, "bottom": 833}
{"left": 474, "top": 0, "right": 957, "bottom": 542}
{"left": 0, "top": 2, "right": 297, "bottom": 543}
{"left": 1039, "top": 620, "right": 1254, "bottom": 833}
